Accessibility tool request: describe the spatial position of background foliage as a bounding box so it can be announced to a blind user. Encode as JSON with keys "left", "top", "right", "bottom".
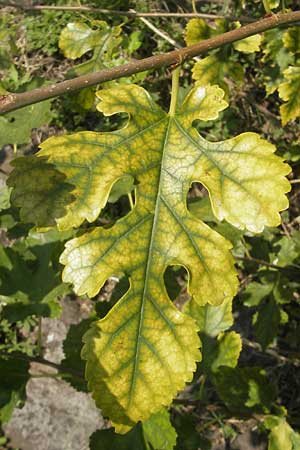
{"left": 0, "top": 0, "right": 300, "bottom": 449}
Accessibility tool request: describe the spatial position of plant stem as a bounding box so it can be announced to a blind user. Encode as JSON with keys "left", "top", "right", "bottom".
{"left": 0, "top": 350, "right": 84, "bottom": 380}
{"left": 169, "top": 66, "right": 181, "bottom": 116}
{"left": 37, "top": 317, "right": 42, "bottom": 357}
{"left": 191, "top": 0, "right": 198, "bottom": 14}
{"left": 262, "top": 0, "right": 272, "bottom": 14}
{"left": 0, "top": 2, "right": 253, "bottom": 22}
{"left": 1, "top": 10, "right": 300, "bottom": 114}
{"left": 128, "top": 192, "right": 134, "bottom": 209}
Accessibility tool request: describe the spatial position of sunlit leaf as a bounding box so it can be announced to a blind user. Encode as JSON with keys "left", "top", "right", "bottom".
{"left": 192, "top": 55, "right": 244, "bottom": 93}
{"left": 233, "top": 33, "right": 261, "bottom": 53}
{"left": 185, "top": 19, "right": 210, "bottom": 46}
{"left": 9, "top": 82, "right": 290, "bottom": 431}
{"left": 211, "top": 331, "right": 242, "bottom": 372}
{"left": 59, "top": 21, "right": 122, "bottom": 75}
{"left": 185, "top": 297, "right": 233, "bottom": 338}
{"left": 143, "top": 408, "right": 177, "bottom": 450}
{"left": 59, "top": 22, "right": 103, "bottom": 59}
{"left": 278, "top": 66, "right": 300, "bottom": 125}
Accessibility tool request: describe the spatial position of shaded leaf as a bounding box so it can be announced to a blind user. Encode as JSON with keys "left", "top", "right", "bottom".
{"left": 0, "top": 240, "right": 68, "bottom": 321}
{"left": 253, "top": 298, "right": 280, "bottom": 349}
{"left": 0, "top": 100, "right": 52, "bottom": 146}
{"left": 90, "top": 425, "right": 147, "bottom": 450}
{"left": 283, "top": 27, "right": 300, "bottom": 54}
{"left": 262, "top": 29, "right": 294, "bottom": 71}
{"left": 0, "top": 357, "right": 29, "bottom": 423}
{"left": 242, "top": 281, "right": 273, "bottom": 307}
{"left": 214, "top": 367, "right": 276, "bottom": 413}
{"left": 8, "top": 156, "right": 75, "bottom": 227}
{"left": 90, "top": 409, "right": 176, "bottom": 450}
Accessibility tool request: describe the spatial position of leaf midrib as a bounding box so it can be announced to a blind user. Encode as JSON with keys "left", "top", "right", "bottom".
{"left": 127, "top": 115, "right": 172, "bottom": 408}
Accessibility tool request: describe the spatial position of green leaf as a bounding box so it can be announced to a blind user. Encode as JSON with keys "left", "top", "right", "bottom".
{"left": 188, "top": 197, "right": 216, "bottom": 223}
{"left": 278, "top": 66, "right": 300, "bottom": 125}
{"left": 9, "top": 83, "right": 290, "bottom": 431}
{"left": 61, "top": 319, "right": 92, "bottom": 392}
{"left": 242, "top": 281, "right": 273, "bottom": 307}
{"left": 268, "top": 418, "right": 293, "bottom": 450}
{"left": 262, "top": 29, "right": 294, "bottom": 71}
{"left": 143, "top": 408, "right": 177, "bottom": 450}
{"left": 192, "top": 55, "right": 244, "bottom": 93}
{"left": 0, "top": 185, "right": 11, "bottom": 212}
{"left": 59, "top": 22, "right": 104, "bottom": 59}
{"left": 211, "top": 331, "right": 242, "bottom": 372}
{"left": 0, "top": 240, "right": 68, "bottom": 321}
{"left": 283, "top": 27, "right": 300, "bottom": 55}
{"left": 0, "top": 100, "right": 52, "bottom": 146}
{"left": 214, "top": 367, "right": 276, "bottom": 413}
{"left": 90, "top": 425, "right": 147, "bottom": 450}
{"left": 59, "top": 21, "right": 122, "bottom": 75}
{"left": 0, "top": 357, "right": 29, "bottom": 423}
{"left": 185, "top": 297, "right": 233, "bottom": 337}
{"left": 90, "top": 409, "right": 176, "bottom": 450}
{"left": 185, "top": 19, "right": 211, "bottom": 46}
{"left": 8, "top": 156, "right": 75, "bottom": 227}
{"left": 253, "top": 298, "right": 280, "bottom": 349}
{"left": 274, "top": 235, "right": 300, "bottom": 267}
{"left": 108, "top": 176, "right": 135, "bottom": 203}
{"left": 233, "top": 34, "right": 261, "bottom": 53}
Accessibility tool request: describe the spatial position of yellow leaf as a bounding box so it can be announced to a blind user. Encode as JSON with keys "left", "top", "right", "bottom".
{"left": 283, "top": 26, "right": 300, "bottom": 54}
{"left": 278, "top": 66, "right": 300, "bottom": 125}
{"left": 233, "top": 34, "right": 262, "bottom": 53}
{"left": 8, "top": 82, "right": 290, "bottom": 432}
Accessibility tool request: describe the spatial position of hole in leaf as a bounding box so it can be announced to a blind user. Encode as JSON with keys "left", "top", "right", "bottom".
{"left": 95, "top": 275, "right": 130, "bottom": 319}
{"left": 187, "top": 182, "right": 214, "bottom": 222}
{"left": 164, "top": 265, "right": 190, "bottom": 309}
{"left": 95, "top": 176, "right": 136, "bottom": 227}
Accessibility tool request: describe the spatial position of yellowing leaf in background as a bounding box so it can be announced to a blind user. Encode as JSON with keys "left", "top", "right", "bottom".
{"left": 283, "top": 26, "right": 300, "bottom": 55}
{"left": 186, "top": 19, "right": 261, "bottom": 92}
{"left": 8, "top": 82, "right": 290, "bottom": 432}
{"left": 278, "top": 66, "right": 300, "bottom": 125}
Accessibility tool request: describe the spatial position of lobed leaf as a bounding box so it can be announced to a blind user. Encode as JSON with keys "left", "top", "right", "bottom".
{"left": 59, "top": 22, "right": 102, "bottom": 59}
{"left": 278, "top": 66, "right": 300, "bottom": 125}
{"left": 8, "top": 82, "right": 290, "bottom": 431}
{"left": 283, "top": 27, "right": 300, "bottom": 55}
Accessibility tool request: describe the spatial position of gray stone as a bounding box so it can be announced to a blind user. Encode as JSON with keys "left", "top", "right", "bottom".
{"left": 4, "top": 297, "right": 104, "bottom": 450}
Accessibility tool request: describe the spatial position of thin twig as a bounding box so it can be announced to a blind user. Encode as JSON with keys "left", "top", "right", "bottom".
{"left": 1, "top": 11, "right": 300, "bottom": 114}
{"left": 0, "top": 2, "right": 254, "bottom": 22}
{"left": 137, "top": 14, "right": 182, "bottom": 49}
{"left": 136, "top": 12, "right": 201, "bottom": 60}
{"left": 0, "top": 350, "right": 85, "bottom": 380}
{"left": 235, "top": 255, "right": 286, "bottom": 270}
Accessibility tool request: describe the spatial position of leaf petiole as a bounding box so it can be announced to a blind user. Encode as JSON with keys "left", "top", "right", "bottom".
{"left": 262, "top": 0, "right": 272, "bottom": 14}
{"left": 169, "top": 66, "right": 181, "bottom": 117}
